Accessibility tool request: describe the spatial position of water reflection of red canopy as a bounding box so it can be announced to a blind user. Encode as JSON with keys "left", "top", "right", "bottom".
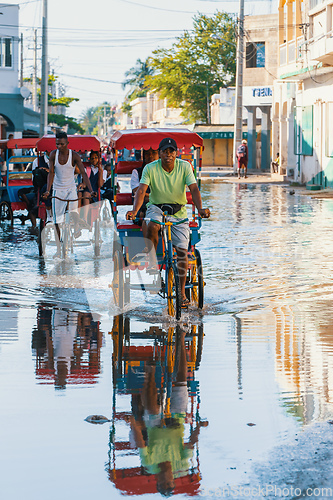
{"left": 108, "top": 467, "right": 200, "bottom": 496}
{"left": 36, "top": 135, "right": 101, "bottom": 152}
{"left": 35, "top": 368, "right": 99, "bottom": 385}
{"left": 109, "top": 128, "right": 203, "bottom": 151}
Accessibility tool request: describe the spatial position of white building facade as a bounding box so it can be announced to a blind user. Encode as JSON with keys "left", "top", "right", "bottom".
{"left": 0, "top": 3, "right": 39, "bottom": 138}
{"left": 274, "top": 0, "right": 333, "bottom": 186}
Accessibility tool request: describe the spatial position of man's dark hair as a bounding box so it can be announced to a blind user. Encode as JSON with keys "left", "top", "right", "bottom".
{"left": 56, "top": 131, "right": 68, "bottom": 140}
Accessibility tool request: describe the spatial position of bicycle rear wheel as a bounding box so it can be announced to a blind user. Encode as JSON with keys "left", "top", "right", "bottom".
{"left": 62, "top": 224, "right": 70, "bottom": 259}
{"left": 166, "top": 262, "right": 181, "bottom": 320}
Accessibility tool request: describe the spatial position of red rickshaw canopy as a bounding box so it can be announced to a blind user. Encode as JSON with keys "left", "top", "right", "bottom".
{"left": 37, "top": 135, "right": 101, "bottom": 152}
{"left": 7, "top": 137, "right": 40, "bottom": 149}
{"left": 110, "top": 128, "right": 203, "bottom": 151}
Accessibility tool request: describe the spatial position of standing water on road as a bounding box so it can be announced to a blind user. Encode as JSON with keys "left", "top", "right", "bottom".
{"left": 1, "top": 181, "right": 333, "bottom": 500}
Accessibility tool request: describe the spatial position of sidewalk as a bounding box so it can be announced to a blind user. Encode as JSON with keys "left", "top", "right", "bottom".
{"left": 201, "top": 167, "right": 289, "bottom": 184}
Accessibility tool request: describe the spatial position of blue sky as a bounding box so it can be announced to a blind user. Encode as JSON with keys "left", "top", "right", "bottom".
{"left": 3, "top": 0, "right": 278, "bottom": 119}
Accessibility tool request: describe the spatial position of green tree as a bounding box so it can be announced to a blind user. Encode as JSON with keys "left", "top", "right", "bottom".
{"left": 80, "top": 103, "right": 115, "bottom": 135}
{"left": 24, "top": 73, "right": 82, "bottom": 132}
{"left": 48, "top": 113, "right": 84, "bottom": 134}
{"left": 146, "top": 11, "right": 236, "bottom": 123}
{"left": 122, "top": 58, "right": 154, "bottom": 101}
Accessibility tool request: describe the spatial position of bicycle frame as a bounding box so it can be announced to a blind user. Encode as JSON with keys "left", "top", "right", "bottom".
{"left": 151, "top": 213, "right": 188, "bottom": 299}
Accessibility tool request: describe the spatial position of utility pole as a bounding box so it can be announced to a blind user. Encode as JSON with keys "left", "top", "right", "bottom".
{"left": 20, "top": 33, "right": 23, "bottom": 87}
{"left": 206, "top": 82, "right": 211, "bottom": 124}
{"left": 232, "top": 0, "right": 245, "bottom": 172}
{"left": 32, "top": 29, "right": 38, "bottom": 112}
{"left": 40, "top": 0, "right": 48, "bottom": 136}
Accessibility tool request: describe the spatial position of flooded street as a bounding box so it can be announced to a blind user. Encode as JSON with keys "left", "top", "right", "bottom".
{"left": 1, "top": 181, "right": 333, "bottom": 499}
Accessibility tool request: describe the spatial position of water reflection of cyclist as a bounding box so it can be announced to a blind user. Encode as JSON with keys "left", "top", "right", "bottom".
{"left": 32, "top": 306, "right": 102, "bottom": 390}
{"left": 126, "top": 329, "right": 208, "bottom": 496}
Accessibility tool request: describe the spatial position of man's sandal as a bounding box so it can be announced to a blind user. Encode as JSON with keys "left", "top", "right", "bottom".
{"left": 181, "top": 298, "right": 190, "bottom": 308}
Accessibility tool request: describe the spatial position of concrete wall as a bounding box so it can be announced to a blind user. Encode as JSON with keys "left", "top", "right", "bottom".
{"left": 202, "top": 138, "right": 233, "bottom": 167}
{"left": 243, "top": 14, "right": 279, "bottom": 87}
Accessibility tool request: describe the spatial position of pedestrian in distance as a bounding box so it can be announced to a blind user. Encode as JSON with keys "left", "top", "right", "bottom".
{"left": 236, "top": 139, "right": 248, "bottom": 179}
{"left": 271, "top": 152, "right": 279, "bottom": 173}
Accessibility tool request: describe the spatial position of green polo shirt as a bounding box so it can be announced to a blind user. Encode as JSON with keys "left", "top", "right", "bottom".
{"left": 140, "top": 158, "right": 196, "bottom": 219}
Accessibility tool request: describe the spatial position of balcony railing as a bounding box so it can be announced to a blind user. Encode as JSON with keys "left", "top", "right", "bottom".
{"left": 279, "top": 37, "right": 304, "bottom": 66}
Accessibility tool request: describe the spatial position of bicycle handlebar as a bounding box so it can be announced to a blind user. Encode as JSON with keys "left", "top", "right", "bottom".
{"left": 50, "top": 196, "right": 79, "bottom": 202}
{"left": 151, "top": 217, "right": 189, "bottom": 226}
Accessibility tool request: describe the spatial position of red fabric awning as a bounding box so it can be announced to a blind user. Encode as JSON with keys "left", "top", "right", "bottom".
{"left": 7, "top": 137, "right": 40, "bottom": 149}
{"left": 110, "top": 128, "right": 203, "bottom": 150}
{"left": 37, "top": 135, "right": 101, "bottom": 152}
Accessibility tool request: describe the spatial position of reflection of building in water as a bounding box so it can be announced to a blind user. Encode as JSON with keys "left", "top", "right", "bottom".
{"left": 0, "top": 306, "right": 19, "bottom": 345}
{"left": 31, "top": 305, "right": 102, "bottom": 389}
{"left": 273, "top": 304, "right": 333, "bottom": 424}
{"left": 107, "top": 315, "right": 206, "bottom": 496}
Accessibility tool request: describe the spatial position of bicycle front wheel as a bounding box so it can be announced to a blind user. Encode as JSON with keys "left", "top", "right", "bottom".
{"left": 166, "top": 262, "right": 181, "bottom": 320}
{"left": 94, "top": 219, "right": 101, "bottom": 257}
{"left": 112, "top": 245, "right": 124, "bottom": 310}
{"left": 38, "top": 218, "right": 45, "bottom": 257}
{"left": 62, "top": 224, "right": 70, "bottom": 259}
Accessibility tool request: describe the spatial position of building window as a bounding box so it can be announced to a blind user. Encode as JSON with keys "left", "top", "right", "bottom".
{"left": 0, "top": 38, "right": 13, "bottom": 68}
{"left": 246, "top": 42, "right": 265, "bottom": 68}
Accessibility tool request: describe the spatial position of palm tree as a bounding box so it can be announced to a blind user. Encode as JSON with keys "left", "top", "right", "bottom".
{"left": 122, "top": 58, "right": 154, "bottom": 98}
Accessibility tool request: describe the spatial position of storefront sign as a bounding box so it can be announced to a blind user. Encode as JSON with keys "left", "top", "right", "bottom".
{"left": 243, "top": 86, "right": 273, "bottom": 106}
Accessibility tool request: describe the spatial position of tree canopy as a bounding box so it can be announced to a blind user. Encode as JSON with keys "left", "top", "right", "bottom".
{"left": 143, "top": 11, "right": 236, "bottom": 123}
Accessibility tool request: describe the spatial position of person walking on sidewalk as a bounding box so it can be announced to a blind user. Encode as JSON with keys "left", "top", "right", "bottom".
{"left": 236, "top": 139, "right": 248, "bottom": 179}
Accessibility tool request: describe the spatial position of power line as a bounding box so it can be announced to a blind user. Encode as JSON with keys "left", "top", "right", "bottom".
{"left": 57, "top": 73, "right": 123, "bottom": 84}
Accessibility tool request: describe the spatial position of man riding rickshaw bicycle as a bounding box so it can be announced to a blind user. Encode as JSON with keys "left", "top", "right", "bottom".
{"left": 109, "top": 129, "right": 210, "bottom": 319}
{"left": 37, "top": 133, "right": 111, "bottom": 259}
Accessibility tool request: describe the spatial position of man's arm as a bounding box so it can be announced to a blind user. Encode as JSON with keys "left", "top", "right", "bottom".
{"left": 73, "top": 152, "right": 94, "bottom": 193}
{"left": 98, "top": 164, "right": 105, "bottom": 188}
{"left": 125, "top": 415, "right": 146, "bottom": 449}
{"left": 126, "top": 183, "right": 148, "bottom": 220}
{"left": 188, "top": 183, "right": 210, "bottom": 218}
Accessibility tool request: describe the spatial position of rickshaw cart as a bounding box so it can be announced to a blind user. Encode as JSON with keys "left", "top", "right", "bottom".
{"left": 36, "top": 135, "right": 104, "bottom": 258}
{"left": 109, "top": 128, "right": 205, "bottom": 319}
{"left": 0, "top": 137, "right": 39, "bottom": 224}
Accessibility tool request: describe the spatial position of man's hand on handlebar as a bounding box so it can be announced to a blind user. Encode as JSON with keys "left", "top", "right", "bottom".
{"left": 198, "top": 208, "right": 210, "bottom": 218}
{"left": 126, "top": 210, "right": 138, "bottom": 221}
